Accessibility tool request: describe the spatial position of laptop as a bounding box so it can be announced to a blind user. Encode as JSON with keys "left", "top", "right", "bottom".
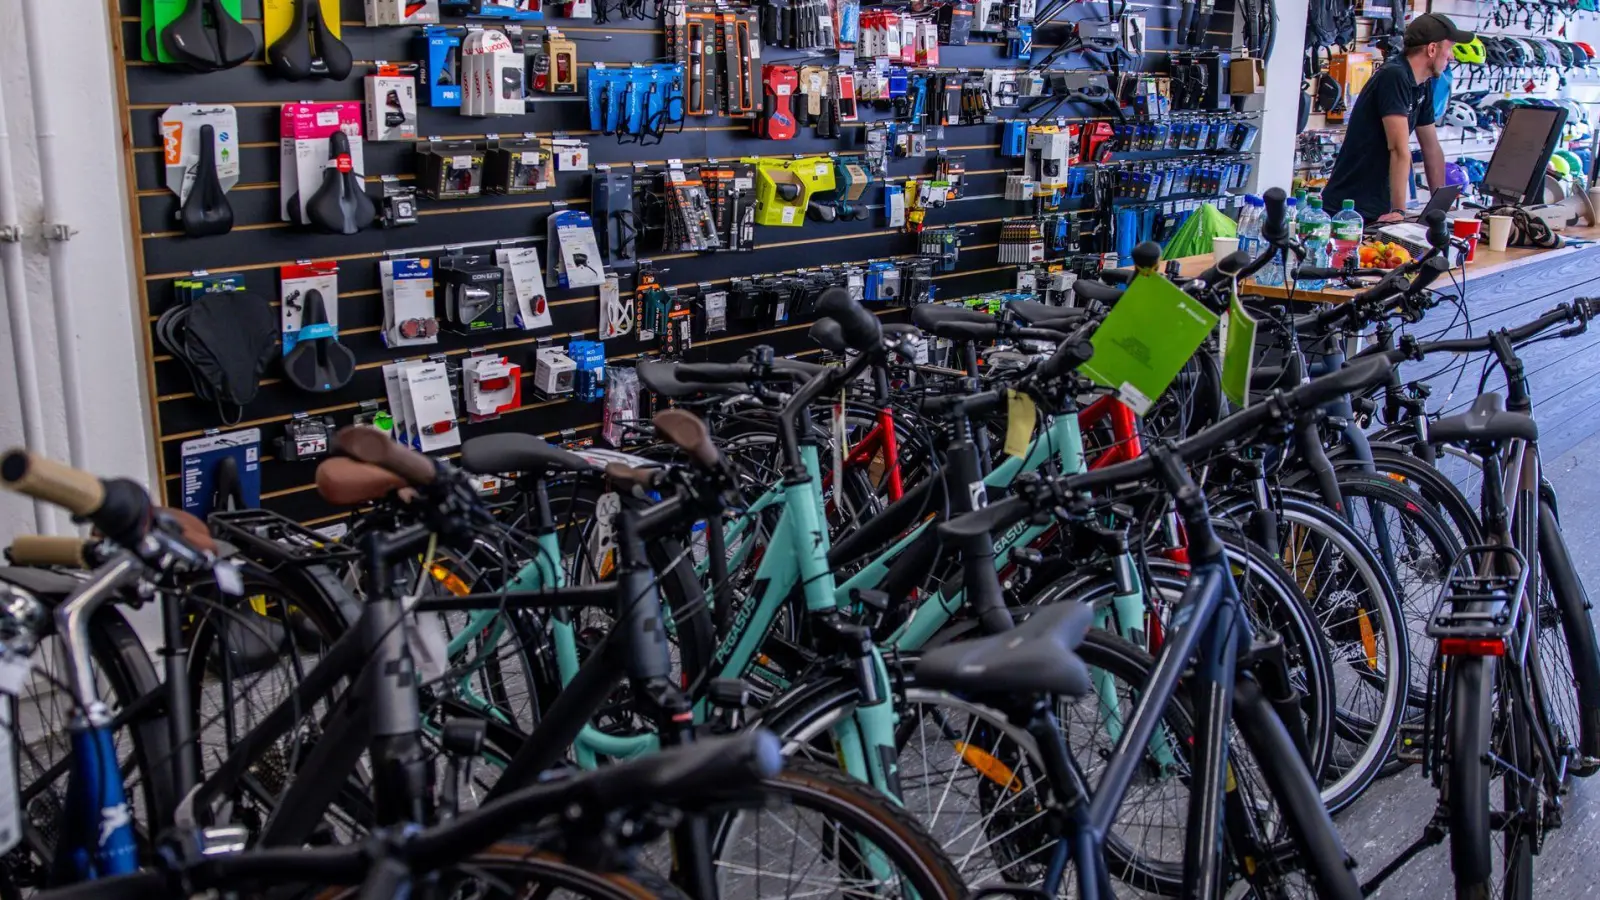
{"left": 1362, "top": 184, "right": 1461, "bottom": 239}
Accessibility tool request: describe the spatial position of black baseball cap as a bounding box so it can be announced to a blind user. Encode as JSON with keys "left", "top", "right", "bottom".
{"left": 1405, "top": 12, "right": 1474, "bottom": 47}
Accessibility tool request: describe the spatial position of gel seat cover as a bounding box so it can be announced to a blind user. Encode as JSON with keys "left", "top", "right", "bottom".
{"left": 164, "top": 290, "right": 279, "bottom": 414}
{"left": 306, "top": 130, "right": 376, "bottom": 235}
{"left": 162, "top": 0, "right": 256, "bottom": 70}
{"left": 268, "top": 0, "right": 353, "bottom": 81}
{"left": 283, "top": 290, "right": 356, "bottom": 393}
{"left": 180, "top": 125, "right": 235, "bottom": 238}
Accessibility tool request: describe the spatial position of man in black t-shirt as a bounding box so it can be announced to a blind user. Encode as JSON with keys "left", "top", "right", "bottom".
{"left": 1323, "top": 13, "right": 1472, "bottom": 223}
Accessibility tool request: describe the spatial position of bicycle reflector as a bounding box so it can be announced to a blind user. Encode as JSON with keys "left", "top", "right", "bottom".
{"left": 1439, "top": 637, "right": 1506, "bottom": 657}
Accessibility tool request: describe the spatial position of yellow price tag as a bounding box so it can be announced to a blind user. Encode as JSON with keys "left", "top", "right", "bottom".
{"left": 1004, "top": 389, "right": 1035, "bottom": 458}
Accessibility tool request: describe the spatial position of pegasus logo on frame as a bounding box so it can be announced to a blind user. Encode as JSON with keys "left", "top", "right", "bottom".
{"left": 99, "top": 804, "right": 131, "bottom": 847}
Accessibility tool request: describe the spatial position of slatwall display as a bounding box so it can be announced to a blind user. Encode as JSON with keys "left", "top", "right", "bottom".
{"left": 115, "top": 0, "right": 1241, "bottom": 526}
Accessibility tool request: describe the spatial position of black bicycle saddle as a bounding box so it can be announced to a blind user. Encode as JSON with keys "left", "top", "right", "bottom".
{"left": 180, "top": 125, "right": 234, "bottom": 238}
{"left": 268, "top": 0, "right": 353, "bottom": 81}
{"left": 162, "top": 0, "right": 256, "bottom": 71}
{"left": 305, "top": 131, "right": 376, "bottom": 235}
{"left": 915, "top": 601, "right": 1094, "bottom": 699}
{"left": 283, "top": 291, "right": 356, "bottom": 393}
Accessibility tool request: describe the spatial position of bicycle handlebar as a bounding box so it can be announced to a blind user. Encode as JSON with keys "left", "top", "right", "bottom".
{"left": 0, "top": 451, "right": 157, "bottom": 552}
{"left": 7, "top": 535, "right": 96, "bottom": 568}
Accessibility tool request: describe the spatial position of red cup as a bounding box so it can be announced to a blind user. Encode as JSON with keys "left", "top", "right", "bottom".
{"left": 1452, "top": 217, "right": 1481, "bottom": 262}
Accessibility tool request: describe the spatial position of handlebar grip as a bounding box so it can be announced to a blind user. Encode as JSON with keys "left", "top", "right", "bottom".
{"left": 1190, "top": 250, "right": 1254, "bottom": 287}
{"left": 1406, "top": 256, "right": 1450, "bottom": 295}
{"left": 817, "top": 287, "right": 882, "bottom": 353}
{"left": 1289, "top": 358, "right": 1395, "bottom": 411}
{"left": 673, "top": 362, "right": 755, "bottom": 383}
{"left": 335, "top": 427, "right": 439, "bottom": 487}
{"left": 1261, "top": 187, "right": 1289, "bottom": 242}
{"left": 591, "top": 730, "right": 783, "bottom": 810}
{"left": 33, "top": 872, "right": 168, "bottom": 900}
{"left": 8, "top": 535, "right": 93, "bottom": 568}
{"left": 1291, "top": 267, "right": 1344, "bottom": 281}
{"left": 1132, "top": 241, "right": 1162, "bottom": 271}
{"left": 1038, "top": 335, "right": 1095, "bottom": 380}
{"left": 0, "top": 451, "right": 106, "bottom": 517}
{"left": 1424, "top": 209, "right": 1451, "bottom": 251}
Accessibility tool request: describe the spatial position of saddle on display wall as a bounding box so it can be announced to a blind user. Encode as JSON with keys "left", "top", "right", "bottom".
{"left": 160, "top": 0, "right": 256, "bottom": 71}
{"left": 268, "top": 0, "right": 354, "bottom": 81}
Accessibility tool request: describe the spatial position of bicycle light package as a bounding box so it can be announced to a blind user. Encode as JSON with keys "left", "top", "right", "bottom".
{"left": 415, "top": 25, "right": 463, "bottom": 106}
{"left": 279, "top": 102, "right": 370, "bottom": 229}
{"left": 417, "top": 139, "right": 486, "bottom": 199}
{"left": 546, "top": 31, "right": 579, "bottom": 93}
{"left": 462, "top": 353, "right": 522, "bottom": 421}
{"left": 400, "top": 359, "right": 462, "bottom": 451}
{"left": 437, "top": 254, "right": 509, "bottom": 333}
{"left": 265, "top": 0, "right": 352, "bottom": 81}
{"left": 547, "top": 209, "right": 606, "bottom": 288}
{"left": 533, "top": 345, "right": 577, "bottom": 396}
{"left": 364, "top": 65, "right": 419, "bottom": 140}
{"left": 160, "top": 104, "right": 241, "bottom": 237}
{"left": 496, "top": 245, "right": 552, "bottom": 329}
{"left": 484, "top": 136, "right": 552, "bottom": 194}
{"left": 380, "top": 257, "right": 439, "bottom": 347}
{"left": 274, "top": 413, "right": 336, "bottom": 462}
{"left": 750, "top": 156, "right": 835, "bottom": 226}
{"left": 461, "top": 27, "right": 526, "bottom": 115}
{"left": 366, "top": 0, "right": 441, "bottom": 23}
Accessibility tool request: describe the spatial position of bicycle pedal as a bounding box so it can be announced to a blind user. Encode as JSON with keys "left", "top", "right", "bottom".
{"left": 1396, "top": 721, "right": 1428, "bottom": 764}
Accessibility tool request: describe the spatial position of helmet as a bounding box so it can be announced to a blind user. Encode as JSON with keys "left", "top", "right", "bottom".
{"left": 1444, "top": 162, "right": 1470, "bottom": 187}
{"left": 1548, "top": 153, "right": 1571, "bottom": 178}
{"left": 1555, "top": 41, "right": 1578, "bottom": 68}
{"left": 1459, "top": 157, "right": 1489, "bottom": 183}
{"left": 1578, "top": 41, "right": 1597, "bottom": 64}
{"left": 1554, "top": 149, "right": 1585, "bottom": 177}
{"left": 1525, "top": 39, "right": 1549, "bottom": 67}
{"left": 1443, "top": 99, "right": 1479, "bottom": 129}
{"left": 1454, "top": 37, "right": 1486, "bottom": 64}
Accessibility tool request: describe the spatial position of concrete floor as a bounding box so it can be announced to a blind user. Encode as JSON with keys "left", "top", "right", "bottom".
{"left": 1333, "top": 431, "right": 1600, "bottom": 897}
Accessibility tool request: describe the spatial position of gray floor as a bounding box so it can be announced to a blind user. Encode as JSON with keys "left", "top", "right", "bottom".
{"left": 1331, "top": 245, "right": 1600, "bottom": 897}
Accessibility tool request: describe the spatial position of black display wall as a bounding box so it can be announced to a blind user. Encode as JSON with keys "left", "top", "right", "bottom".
{"left": 115, "top": 0, "right": 1238, "bottom": 526}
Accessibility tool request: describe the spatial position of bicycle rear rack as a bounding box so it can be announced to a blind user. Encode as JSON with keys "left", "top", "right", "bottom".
{"left": 1424, "top": 543, "right": 1529, "bottom": 641}
{"left": 208, "top": 509, "right": 359, "bottom": 567}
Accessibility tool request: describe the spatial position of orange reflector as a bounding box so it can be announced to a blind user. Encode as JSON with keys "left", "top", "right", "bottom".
{"left": 1357, "top": 608, "right": 1379, "bottom": 670}
{"left": 953, "top": 742, "right": 1022, "bottom": 794}
{"left": 1440, "top": 637, "right": 1505, "bottom": 656}
{"left": 430, "top": 565, "right": 471, "bottom": 597}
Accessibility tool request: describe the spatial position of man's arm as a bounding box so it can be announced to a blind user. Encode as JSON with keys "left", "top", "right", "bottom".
{"left": 1380, "top": 114, "right": 1414, "bottom": 223}
{"left": 1416, "top": 122, "right": 1446, "bottom": 191}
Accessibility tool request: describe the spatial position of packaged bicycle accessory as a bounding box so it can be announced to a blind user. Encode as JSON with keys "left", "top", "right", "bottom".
{"left": 462, "top": 27, "right": 526, "bottom": 115}
{"left": 381, "top": 257, "right": 439, "bottom": 347}
{"left": 568, "top": 340, "right": 606, "bottom": 401}
{"left": 533, "top": 346, "right": 577, "bottom": 396}
{"left": 279, "top": 102, "right": 364, "bottom": 225}
{"left": 700, "top": 163, "right": 756, "bottom": 251}
{"left": 276, "top": 414, "right": 335, "bottom": 462}
{"left": 151, "top": 0, "right": 255, "bottom": 70}
{"left": 154, "top": 284, "right": 278, "bottom": 425}
{"left": 602, "top": 365, "right": 639, "bottom": 446}
{"left": 365, "top": 67, "right": 419, "bottom": 141}
{"left": 417, "top": 140, "right": 486, "bottom": 199}
{"left": 280, "top": 262, "right": 356, "bottom": 393}
{"left": 440, "top": 0, "right": 539, "bottom": 18}
{"left": 485, "top": 137, "right": 551, "bottom": 194}
{"left": 181, "top": 429, "right": 261, "bottom": 518}
{"left": 549, "top": 138, "right": 589, "bottom": 170}
{"left": 403, "top": 360, "right": 462, "bottom": 452}
{"left": 547, "top": 210, "right": 606, "bottom": 288}
{"left": 307, "top": 130, "right": 377, "bottom": 234}
{"left": 265, "top": 0, "right": 352, "bottom": 81}
{"left": 161, "top": 104, "right": 240, "bottom": 237}
{"left": 379, "top": 178, "right": 419, "bottom": 227}
{"left": 462, "top": 353, "right": 522, "bottom": 420}
{"left": 416, "top": 26, "right": 464, "bottom": 106}
{"left": 383, "top": 362, "right": 412, "bottom": 440}
{"left": 496, "top": 246, "right": 551, "bottom": 329}
{"left": 599, "top": 274, "right": 632, "bottom": 339}
{"left": 662, "top": 164, "right": 722, "bottom": 252}
{"left": 546, "top": 31, "right": 579, "bottom": 93}
{"left": 437, "top": 254, "right": 508, "bottom": 333}
{"left": 592, "top": 168, "right": 639, "bottom": 267}
{"left": 367, "top": 0, "right": 441, "bottom": 23}
{"left": 667, "top": 5, "right": 760, "bottom": 118}
{"left": 759, "top": 65, "right": 799, "bottom": 139}
{"left": 750, "top": 156, "right": 835, "bottom": 226}
{"left": 280, "top": 261, "right": 338, "bottom": 355}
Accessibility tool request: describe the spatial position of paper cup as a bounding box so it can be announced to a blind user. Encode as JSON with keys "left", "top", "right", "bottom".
{"left": 1486, "top": 215, "right": 1513, "bottom": 253}
{"left": 1213, "top": 236, "right": 1240, "bottom": 266}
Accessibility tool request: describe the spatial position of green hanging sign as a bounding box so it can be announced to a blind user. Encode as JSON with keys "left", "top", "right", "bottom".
{"left": 1081, "top": 273, "right": 1219, "bottom": 414}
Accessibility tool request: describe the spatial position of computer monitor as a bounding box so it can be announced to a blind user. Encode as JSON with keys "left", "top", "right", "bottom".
{"left": 1481, "top": 106, "right": 1568, "bottom": 206}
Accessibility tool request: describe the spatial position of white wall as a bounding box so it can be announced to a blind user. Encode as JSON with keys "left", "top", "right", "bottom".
{"left": 0, "top": 0, "right": 153, "bottom": 541}
{"left": 1259, "top": 0, "right": 1312, "bottom": 192}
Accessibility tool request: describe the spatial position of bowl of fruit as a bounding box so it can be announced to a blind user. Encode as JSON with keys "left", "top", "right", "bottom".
{"left": 1358, "top": 241, "right": 1412, "bottom": 270}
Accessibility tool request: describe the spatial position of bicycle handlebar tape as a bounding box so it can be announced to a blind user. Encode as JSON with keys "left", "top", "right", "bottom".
{"left": 1424, "top": 209, "right": 1450, "bottom": 251}
{"left": 335, "top": 426, "right": 439, "bottom": 486}
{"left": 8, "top": 535, "right": 93, "bottom": 568}
{"left": 1293, "top": 357, "right": 1395, "bottom": 411}
{"left": 1261, "top": 187, "right": 1289, "bottom": 242}
{"left": 1131, "top": 240, "right": 1163, "bottom": 272}
{"left": 653, "top": 408, "right": 722, "bottom": 469}
{"left": 809, "top": 317, "right": 848, "bottom": 353}
{"left": 817, "top": 287, "right": 881, "bottom": 352}
{"left": 315, "top": 457, "right": 410, "bottom": 507}
{"left": 1039, "top": 336, "right": 1095, "bottom": 380}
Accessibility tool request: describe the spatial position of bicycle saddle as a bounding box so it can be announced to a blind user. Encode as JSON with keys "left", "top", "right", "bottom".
{"left": 636, "top": 360, "right": 750, "bottom": 398}
{"left": 180, "top": 125, "right": 234, "bottom": 238}
{"left": 268, "top": 0, "right": 353, "bottom": 81}
{"left": 1428, "top": 392, "right": 1538, "bottom": 447}
{"left": 1069, "top": 279, "right": 1124, "bottom": 304}
{"left": 911, "top": 304, "right": 1001, "bottom": 342}
{"left": 1006, "top": 299, "right": 1088, "bottom": 328}
{"left": 282, "top": 290, "right": 356, "bottom": 393}
{"left": 915, "top": 601, "right": 1094, "bottom": 699}
{"left": 459, "top": 433, "right": 594, "bottom": 478}
{"left": 162, "top": 0, "right": 256, "bottom": 70}
{"left": 304, "top": 131, "right": 376, "bottom": 235}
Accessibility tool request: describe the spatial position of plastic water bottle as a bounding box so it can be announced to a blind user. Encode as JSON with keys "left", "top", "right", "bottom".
{"left": 1236, "top": 195, "right": 1264, "bottom": 258}
{"left": 1330, "top": 199, "right": 1365, "bottom": 270}
{"left": 1256, "top": 197, "right": 1297, "bottom": 287}
{"left": 1296, "top": 196, "right": 1332, "bottom": 290}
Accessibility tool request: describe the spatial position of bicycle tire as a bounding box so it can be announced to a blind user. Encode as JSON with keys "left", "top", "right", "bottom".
{"left": 312, "top": 844, "right": 687, "bottom": 899}
{"left": 1325, "top": 441, "right": 1484, "bottom": 546}
{"left": 709, "top": 758, "right": 967, "bottom": 899}
{"left": 1447, "top": 655, "right": 1495, "bottom": 899}
{"left": 1536, "top": 499, "right": 1600, "bottom": 774}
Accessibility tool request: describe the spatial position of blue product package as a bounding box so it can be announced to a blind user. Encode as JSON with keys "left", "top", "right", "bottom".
{"left": 181, "top": 429, "right": 262, "bottom": 517}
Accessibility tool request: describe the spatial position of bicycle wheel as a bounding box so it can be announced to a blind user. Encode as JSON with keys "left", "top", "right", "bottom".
{"left": 319, "top": 845, "right": 690, "bottom": 899}
{"left": 1534, "top": 499, "right": 1600, "bottom": 775}
{"left": 1326, "top": 443, "right": 1483, "bottom": 547}
{"left": 709, "top": 758, "right": 967, "bottom": 899}
{"left": 1446, "top": 654, "right": 1538, "bottom": 900}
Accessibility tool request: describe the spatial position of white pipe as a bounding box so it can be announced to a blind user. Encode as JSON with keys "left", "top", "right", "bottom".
{"left": 0, "top": 63, "right": 52, "bottom": 534}
{"left": 20, "top": 0, "right": 92, "bottom": 484}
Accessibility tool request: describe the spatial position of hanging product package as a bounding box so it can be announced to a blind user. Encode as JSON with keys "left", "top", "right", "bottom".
{"left": 180, "top": 429, "right": 262, "bottom": 518}
{"left": 148, "top": 0, "right": 256, "bottom": 70}
{"left": 161, "top": 104, "right": 241, "bottom": 237}
{"left": 264, "top": 0, "right": 352, "bottom": 81}
{"left": 280, "top": 102, "right": 371, "bottom": 229}
{"left": 381, "top": 257, "right": 439, "bottom": 347}
{"left": 496, "top": 246, "right": 552, "bottom": 330}
{"left": 280, "top": 260, "right": 356, "bottom": 393}
{"left": 155, "top": 283, "right": 279, "bottom": 425}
